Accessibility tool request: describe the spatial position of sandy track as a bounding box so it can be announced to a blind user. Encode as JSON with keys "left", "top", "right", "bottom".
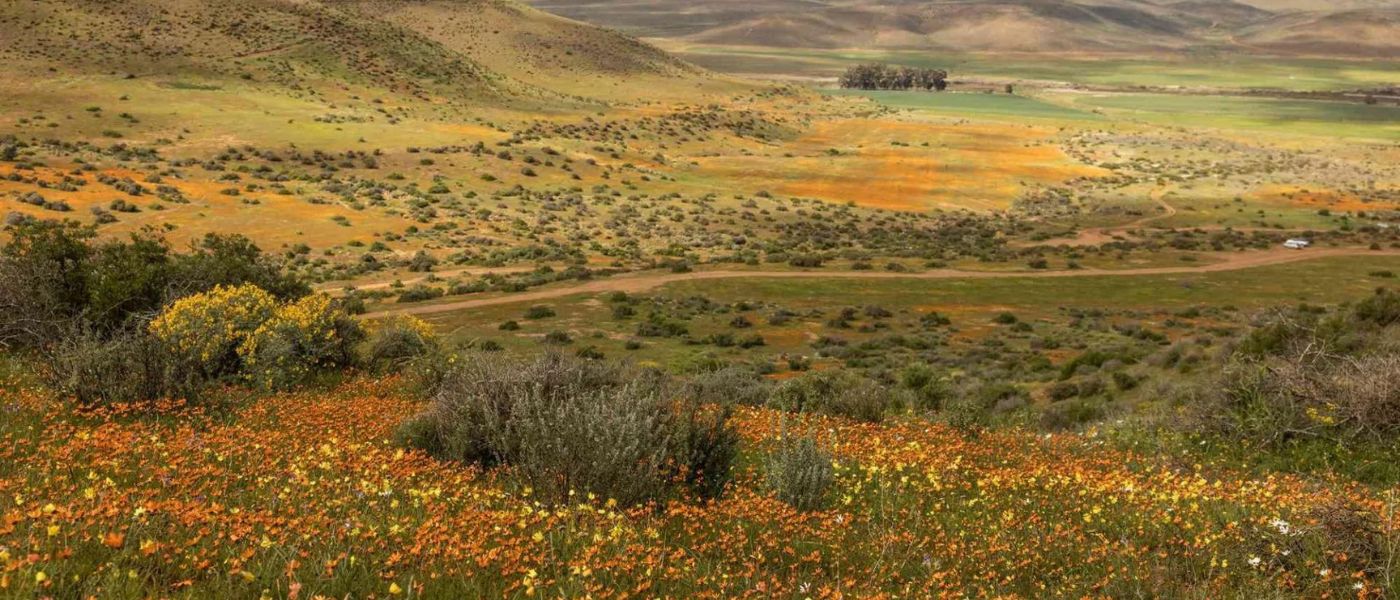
{"left": 369, "top": 248, "right": 1399, "bottom": 318}
{"left": 1022, "top": 188, "right": 1178, "bottom": 248}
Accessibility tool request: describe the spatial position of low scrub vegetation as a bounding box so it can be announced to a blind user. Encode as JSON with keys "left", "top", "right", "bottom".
{"left": 363, "top": 315, "right": 440, "bottom": 373}
{"left": 770, "top": 370, "right": 894, "bottom": 423}
{"left": 398, "top": 353, "right": 738, "bottom": 506}
{"left": 1172, "top": 288, "right": 1400, "bottom": 481}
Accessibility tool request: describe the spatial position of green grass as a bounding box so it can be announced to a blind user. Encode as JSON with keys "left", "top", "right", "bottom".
{"left": 653, "top": 255, "right": 1398, "bottom": 315}
{"left": 825, "top": 89, "right": 1101, "bottom": 121}
{"left": 416, "top": 255, "right": 1399, "bottom": 370}
{"left": 1063, "top": 92, "right": 1400, "bottom": 141}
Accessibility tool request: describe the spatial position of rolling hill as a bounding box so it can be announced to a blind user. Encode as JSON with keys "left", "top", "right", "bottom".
{"left": 0, "top": 0, "right": 725, "bottom": 106}
{"left": 1236, "top": 8, "right": 1400, "bottom": 57}
{"left": 524, "top": 0, "right": 1400, "bottom": 57}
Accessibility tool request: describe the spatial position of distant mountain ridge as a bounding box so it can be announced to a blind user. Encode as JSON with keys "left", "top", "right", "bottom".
{"left": 524, "top": 0, "right": 1400, "bottom": 57}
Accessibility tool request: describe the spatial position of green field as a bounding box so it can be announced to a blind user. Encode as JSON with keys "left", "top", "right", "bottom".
{"left": 1063, "top": 92, "right": 1400, "bottom": 141}
{"left": 655, "top": 255, "right": 1399, "bottom": 313}
{"left": 825, "top": 89, "right": 1101, "bottom": 121}
{"left": 666, "top": 43, "right": 1400, "bottom": 92}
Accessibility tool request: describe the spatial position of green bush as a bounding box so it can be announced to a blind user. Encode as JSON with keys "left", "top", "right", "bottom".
{"left": 364, "top": 316, "right": 440, "bottom": 373}
{"left": 524, "top": 305, "right": 556, "bottom": 319}
{"left": 942, "top": 380, "right": 1027, "bottom": 434}
{"left": 680, "top": 406, "right": 740, "bottom": 500}
{"left": 899, "top": 363, "right": 950, "bottom": 412}
{"left": 398, "top": 354, "right": 737, "bottom": 506}
{"left": 770, "top": 370, "right": 891, "bottom": 423}
{"left": 43, "top": 328, "right": 203, "bottom": 405}
{"left": 765, "top": 436, "right": 835, "bottom": 512}
{"left": 240, "top": 294, "right": 361, "bottom": 390}
{"left": 0, "top": 222, "right": 304, "bottom": 350}
{"left": 684, "top": 366, "right": 771, "bottom": 406}
{"left": 1040, "top": 398, "right": 1106, "bottom": 431}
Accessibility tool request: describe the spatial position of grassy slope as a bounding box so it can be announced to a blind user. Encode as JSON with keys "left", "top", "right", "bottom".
{"left": 0, "top": 0, "right": 739, "bottom": 111}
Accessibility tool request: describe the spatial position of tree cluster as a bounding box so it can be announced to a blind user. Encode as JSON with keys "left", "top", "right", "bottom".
{"left": 839, "top": 64, "right": 948, "bottom": 91}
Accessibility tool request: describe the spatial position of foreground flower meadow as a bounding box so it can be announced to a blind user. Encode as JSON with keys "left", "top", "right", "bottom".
{"left": 0, "top": 375, "right": 1392, "bottom": 599}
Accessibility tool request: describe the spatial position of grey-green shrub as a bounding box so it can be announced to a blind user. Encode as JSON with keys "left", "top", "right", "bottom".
{"left": 684, "top": 366, "right": 771, "bottom": 406}
{"left": 765, "top": 436, "right": 835, "bottom": 512}
{"left": 769, "top": 370, "right": 890, "bottom": 423}
{"left": 397, "top": 353, "right": 736, "bottom": 506}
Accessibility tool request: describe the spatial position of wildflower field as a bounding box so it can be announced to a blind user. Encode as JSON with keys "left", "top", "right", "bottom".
{"left": 2, "top": 375, "right": 1391, "bottom": 599}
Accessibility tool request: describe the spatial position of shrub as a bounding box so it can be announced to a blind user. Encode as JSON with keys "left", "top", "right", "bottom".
{"left": 1191, "top": 354, "right": 1400, "bottom": 448}
{"left": 765, "top": 436, "right": 834, "bottom": 512}
{"left": 524, "top": 305, "right": 556, "bottom": 319}
{"left": 1046, "top": 381, "right": 1080, "bottom": 402}
{"left": 0, "top": 221, "right": 98, "bottom": 346}
{"left": 1040, "top": 398, "right": 1106, "bottom": 431}
{"left": 944, "top": 395, "right": 991, "bottom": 434}
{"left": 3, "top": 223, "right": 308, "bottom": 348}
{"left": 1183, "top": 291, "right": 1400, "bottom": 473}
{"left": 737, "top": 333, "right": 766, "bottom": 349}
{"left": 397, "top": 285, "right": 444, "bottom": 303}
{"left": 770, "top": 370, "right": 890, "bottom": 423}
{"left": 684, "top": 366, "right": 771, "bottom": 406}
{"left": 149, "top": 284, "right": 359, "bottom": 390}
{"left": 43, "top": 328, "right": 202, "bottom": 406}
{"left": 1058, "top": 349, "right": 1126, "bottom": 380}
{"left": 407, "top": 251, "right": 438, "bottom": 272}
{"left": 148, "top": 283, "right": 278, "bottom": 379}
{"left": 364, "top": 316, "right": 439, "bottom": 373}
{"left": 173, "top": 233, "right": 308, "bottom": 300}
{"left": 944, "top": 380, "right": 1026, "bottom": 433}
{"left": 245, "top": 293, "right": 360, "bottom": 388}
{"left": 1112, "top": 371, "right": 1140, "bottom": 391}
{"left": 680, "top": 406, "right": 740, "bottom": 500}
{"left": 900, "top": 362, "right": 949, "bottom": 411}
{"left": 398, "top": 354, "right": 736, "bottom": 506}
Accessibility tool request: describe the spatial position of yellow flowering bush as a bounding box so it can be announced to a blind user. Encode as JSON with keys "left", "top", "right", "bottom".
{"left": 148, "top": 284, "right": 277, "bottom": 377}
{"left": 241, "top": 293, "right": 360, "bottom": 389}
{"left": 150, "top": 284, "right": 360, "bottom": 388}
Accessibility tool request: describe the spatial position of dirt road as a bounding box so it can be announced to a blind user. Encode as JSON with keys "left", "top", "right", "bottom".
{"left": 369, "top": 247, "right": 1399, "bottom": 318}
{"left": 1020, "top": 188, "right": 1178, "bottom": 248}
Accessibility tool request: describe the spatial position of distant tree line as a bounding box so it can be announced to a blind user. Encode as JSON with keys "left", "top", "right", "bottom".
{"left": 839, "top": 64, "right": 948, "bottom": 92}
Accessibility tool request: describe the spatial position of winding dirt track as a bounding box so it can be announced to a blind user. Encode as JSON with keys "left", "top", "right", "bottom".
{"left": 369, "top": 248, "right": 1400, "bottom": 318}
